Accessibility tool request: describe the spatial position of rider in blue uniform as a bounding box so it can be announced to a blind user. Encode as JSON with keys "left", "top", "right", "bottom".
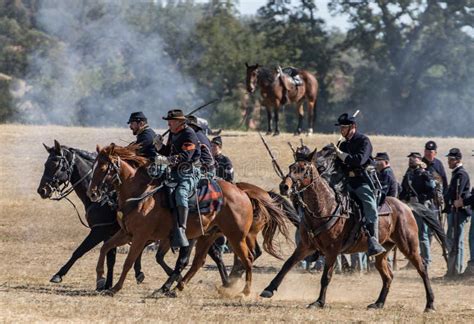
{"left": 127, "top": 111, "right": 157, "bottom": 160}
{"left": 332, "top": 113, "right": 386, "bottom": 257}
{"left": 156, "top": 109, "right": 201, "bottom": 248}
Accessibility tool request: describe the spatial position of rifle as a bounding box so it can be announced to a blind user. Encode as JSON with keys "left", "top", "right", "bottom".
{"left": 447, "top": 178, "right": 461, "bottom": 277}
{"left": 258, "top": 131, "right": 284, "bottom": 179}
{"left": 160, "top": 98, "right": 220, "bottom": 138}
{"left": 288, "top": 142, "right": 296, "bottom": 160}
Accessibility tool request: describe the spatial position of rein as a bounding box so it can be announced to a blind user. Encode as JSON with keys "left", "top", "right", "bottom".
{"left": 46, "top": 150, "right": 92, "bottom": 228}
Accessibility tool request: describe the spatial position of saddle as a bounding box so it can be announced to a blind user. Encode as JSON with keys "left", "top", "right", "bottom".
{"left": 277, "top": 66, "right": 303, "bottom": 91}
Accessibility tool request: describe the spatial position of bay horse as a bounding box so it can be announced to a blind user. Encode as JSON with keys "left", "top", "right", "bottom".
{"left": 245, "top": 63, "right": 318, "bottom": 136}
{"left": 87, "top": 144, "right": 290, "bottom": 297}
{"left": 260, "top": 146, "right": 435, "bottom": 312}
{"left": 154, "top": 185, "right": 300, "bottom": 288}
{"left": 37, "top": 140, "right": 144, "bottom": 289}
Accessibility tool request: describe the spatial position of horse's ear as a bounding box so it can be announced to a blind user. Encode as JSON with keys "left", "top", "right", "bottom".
{"left": 308, "top": 148, "right": 318, "bottom": 162}
{"left": 53, "top": 139, "right": 62, "bottom": 156}
{"left": 109, "top": 143, "right": 116, "bottom": 155}
{"left": 96, "top": 144, "right": 101, "bottom": 153}
{"left": 245, "top": 62, "right": 249, "bottom": 68}
{"left": 256, "top": 63, "right": 259, "bottom": 68}
{"left": 43, "top": 143, "right": 51, "bottom": 153}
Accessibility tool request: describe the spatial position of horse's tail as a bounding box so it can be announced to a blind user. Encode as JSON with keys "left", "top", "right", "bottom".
{"left": 245, "top": 190, "right": 292, "bottom": 260}
{"left": 267, "top": 191, "right": 300, "bottom": 228}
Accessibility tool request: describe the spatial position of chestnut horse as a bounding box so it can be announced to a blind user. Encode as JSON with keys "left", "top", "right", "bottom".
{"left": 245, "top": 63, "right": 318, "bottom": 136}
{"left": 87, "top": 144, "right": 290, "bottom": 297}
{"left": 260, "top": 146, "right": 435, "bottom": 312}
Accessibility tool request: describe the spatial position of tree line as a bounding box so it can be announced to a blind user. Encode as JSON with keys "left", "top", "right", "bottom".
{"left": 0, "top": 0, "right": 472, "bottom": 136}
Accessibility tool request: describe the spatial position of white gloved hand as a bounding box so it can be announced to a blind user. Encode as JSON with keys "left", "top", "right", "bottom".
{"left": 153, "top": 134, "right": 164, "bottom": 151}
{"left": 330, "top": 142, "right": 348, "bottom": 162}
{"left": 154, "top": 155, "right": 169, "bottom": 165}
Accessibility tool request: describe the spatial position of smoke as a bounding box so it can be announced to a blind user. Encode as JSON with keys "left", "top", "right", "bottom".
{"left": 13, "top": 0, "right": 199, "bottom": 128}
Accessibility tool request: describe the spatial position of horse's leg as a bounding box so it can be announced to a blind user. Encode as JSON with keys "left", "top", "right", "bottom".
{"left": 368, "top": 244, "right": 395, "bottom": 309}
{"left": 265, "top": 106, "right": 272, "bottom": 135}
{"left": 296, "top": 101, "right": 304, "bottom": 135}
{"left": 230, "top": 233, "right": 261, "bottom": 279}
{"left": 307, "top": 99, "right": 315, "bottom": 135}
{"left": 308, "top": 253, "right": 337, "bottom": 309}
{"left": 273, "top": 106, "right": 280, "bottom": 136}
{"left": 96, "top": 229, "right": 130, "bottom": 291}
{"left": 152, "top": 242, "right": 195, "bottom": 297}
{"left": 50, "top": 226, "right": 108, "bottom": 283}
{"left": 107, "top": 236, "right": 148, "bottom": 296}
{"left": 260, "top": 242, "right": 314, "bottom": 298}
{"left": 229, "top": 237, "right": 254, "bottom": 296}
{"left": 133, "top": 250, "right": 145, "bottom": 284}
{"left": 176, "top": 235, "right": 218, "bottom": 291}
{"left": 155, "top": 239, "right": 174, "bottom": 276}
{"left": 207, "top": 239, "right": 230, "bottom": 287}
{"left": 395, "top": 231, "right": 435, "bottom": 312}
{"left": 105, "top": 246, "right": 117, "bottom": 289}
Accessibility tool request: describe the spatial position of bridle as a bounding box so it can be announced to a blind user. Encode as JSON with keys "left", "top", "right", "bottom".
{"left": 42, "top": 148, "right": 93, "bottom": 228}
{"left": 92, "top": 155, "right": 123, "bottom": 201}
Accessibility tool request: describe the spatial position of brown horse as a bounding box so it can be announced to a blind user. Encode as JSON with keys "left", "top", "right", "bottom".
{"left": 245, "top": 63, "right": 319, "bottom": 136}
{"left": 260, "top": 146, "right": 435, "bottom": 312}
{"left": 87, "top": 144, "right": 290, "bottom": 297}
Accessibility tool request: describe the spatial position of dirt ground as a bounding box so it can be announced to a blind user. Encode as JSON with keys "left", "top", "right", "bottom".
{"left": 1, "top": 124, "right": 473, "bottom": 323}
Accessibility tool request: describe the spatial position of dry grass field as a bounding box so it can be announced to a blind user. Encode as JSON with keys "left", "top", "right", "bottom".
{"left": 1, "top": 124, "right": 473, "bottom": 323}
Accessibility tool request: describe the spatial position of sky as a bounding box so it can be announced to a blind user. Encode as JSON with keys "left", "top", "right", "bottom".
{"left": 199, "top": 0, "right": 351, "bottom": 30}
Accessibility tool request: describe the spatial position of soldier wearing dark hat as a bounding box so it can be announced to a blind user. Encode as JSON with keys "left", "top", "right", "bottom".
{"left": 374, "top": 152, "right": 398, "bottom": 198}
{"left": 127, "top": 111, "right": 157, "bottom": 160}
{"left": 423, "top": 141, "right": 448, "bottom": 191}
{"left": 211, "top": 136, "right": 234, "bottom": 182}
{"left": 156, "top": 109, "right": 201, "bottom": 248}
{"left": 444, "top": 148, "right": 471, "bottom": 275}
{"left": 454, "top": 187, "right": 474, "bottom": 276}
{"left": 187, "top": 115, "right": 215, "bottom": 177}
{"left": 331, "top": 112, "right": 385, "bottom": 257}
{"left": 400, "top": 152, "right": 437, "bottom": 266}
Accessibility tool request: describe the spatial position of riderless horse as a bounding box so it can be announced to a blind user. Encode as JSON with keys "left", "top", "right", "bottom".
{"left": 245, "top": 63, "right": 318, "bottom": 136}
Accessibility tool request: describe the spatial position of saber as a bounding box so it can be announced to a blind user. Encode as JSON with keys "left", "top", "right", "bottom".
{"left": 288, "top": 142, "right": 296, "bottom": 159}
{"left": 258, "top": 132, "right": 284, "bottom": 179}
{"left": 161, "top": 98, "right": 220, "bottom": 137}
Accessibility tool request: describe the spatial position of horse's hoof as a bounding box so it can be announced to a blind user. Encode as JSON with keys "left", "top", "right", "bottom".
{"left": 176, "top": 281, "right": 184, "bottom": 291}
{"left": 424, "top": 306, "right": 436, "bottom": 313}
{"left": 307, "top": 300, "right": 325, "bottom": 309}
{"left": 306, "top": 129, "right": 313, "bottom": 136}
{"left": 165, "top": 290, "right": 177, "bottom": 298}
{"left": 96, "top": 278, "right": 107, "bottom": 291}
{"left": 367, "top": 302, "right": 384, "bottom": 309}
{"left": 260, "top": 290, "right": 274, "bottom": 298}
{"left": 50, "top": 274, "right": 62, "bottom": 283}
{"left": 273, "top": 131, "right": 280, "bottom": 136}
{"left": 265, "top": 131, "right": 272, "bottom": 136}
{"left": 136, "top": 272, "right": 145, "bottom": 284}
{"left": 101, "top": 289, "right": 115, "bottom": 297}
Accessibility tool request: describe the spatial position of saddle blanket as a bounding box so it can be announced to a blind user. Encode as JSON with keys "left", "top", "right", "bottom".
{"left": 188, "top": 178, "right": 224, "bottom": 214}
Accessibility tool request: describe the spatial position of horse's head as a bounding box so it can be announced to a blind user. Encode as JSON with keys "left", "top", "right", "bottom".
{"left": 280, "top": 148, "right": 318, "bottom": 196}
{"left": 37, "top": 140, "right": 75, "bottom": 199}
{"left": 245, "top": 62, "right": 259, "bottom": 93}
{"left": 87, "top": 143, "right": 122, "bottom": 202}
{"left": 87, "top": 143, "right": 147, "bottom": 202}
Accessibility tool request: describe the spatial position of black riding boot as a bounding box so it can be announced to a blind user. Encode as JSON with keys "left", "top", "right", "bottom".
{"left": 171, "top": 206, "right": 189, "bottom": 248}
{"left": 367, "top": 221, "right": 386, "bottom": 257}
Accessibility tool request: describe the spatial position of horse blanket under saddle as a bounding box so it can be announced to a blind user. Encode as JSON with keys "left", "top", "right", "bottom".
{"left": 188, "top": 178, "right": 224, "bottom": 214}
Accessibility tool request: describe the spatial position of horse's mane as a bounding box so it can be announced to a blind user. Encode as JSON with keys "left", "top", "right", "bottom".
{"left": 258, "top": 66, "right": 276, "bottom": 84}
{"left": 102, "top": 144, "right": 149, "bottom": 168}
{"left": 68, "top": 147, "right": 97, "bottom": 161}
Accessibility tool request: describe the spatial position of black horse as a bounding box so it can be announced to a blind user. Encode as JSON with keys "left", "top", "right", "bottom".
{"left": 37, "top": 140, "right": 144, "bottom": 290}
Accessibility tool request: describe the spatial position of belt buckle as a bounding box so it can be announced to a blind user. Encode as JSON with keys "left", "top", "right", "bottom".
{"left": 348, "top": 171, "right": 356, "bottom": 177}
